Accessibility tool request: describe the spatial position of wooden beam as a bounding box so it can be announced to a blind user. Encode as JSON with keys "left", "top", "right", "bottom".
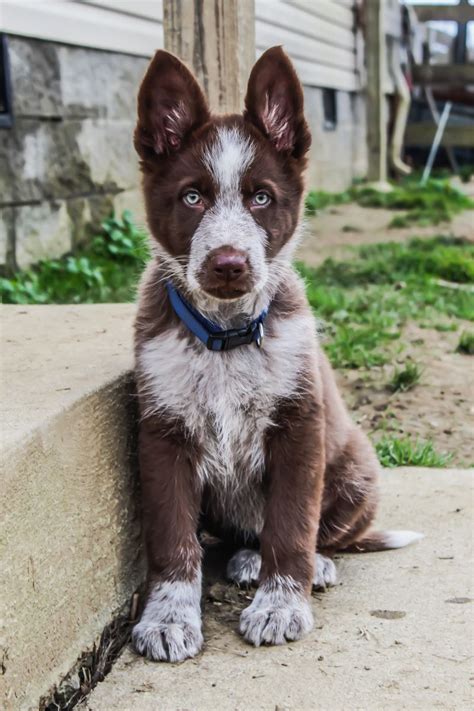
{"left": 163, "top": 0, "right": 255, "bottom": 114}
{"left": 412, "top": 4, "right": 474, "bottom": 24}
{"left": 405, "top": 124, "right": 474, "bottom": 148}
{"left": 365, "top": 0, "right": 387, "bottom": 183}
{"left": 412, "top": 64, "right": 474, "bottom": 86}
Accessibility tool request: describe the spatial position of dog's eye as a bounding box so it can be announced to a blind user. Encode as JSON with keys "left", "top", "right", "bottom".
{"left": 252, "top": 191, "right": 271, "bottom": 207}
{"left": 183, "top": 190, "right": 202, "bottom": 207}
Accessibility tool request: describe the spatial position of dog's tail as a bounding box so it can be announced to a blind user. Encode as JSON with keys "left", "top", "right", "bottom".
{"left": 340, "top": 530, "right": 424, "bottom": 553}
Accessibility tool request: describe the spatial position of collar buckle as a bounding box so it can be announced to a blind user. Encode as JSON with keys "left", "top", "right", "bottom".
{"left": 206, "top": 322, "right": 262, "bottom": 352}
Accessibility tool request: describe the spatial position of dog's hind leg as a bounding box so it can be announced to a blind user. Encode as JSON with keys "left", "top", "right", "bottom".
{"left": 318, "top": 427, "right": 422, "bottom": 554}
{"left": 318, "top": 427, "right": 380, "bottom": 555}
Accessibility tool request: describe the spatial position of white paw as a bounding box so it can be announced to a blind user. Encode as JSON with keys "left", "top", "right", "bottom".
{"left": 239, "top": 576, "right": 313, "bottom": 647}
{"left": 132, "top": 578, "right": 203, "bottom": 663}
{"left": 132, "top": 619, "right": 203, "bottom": 662}
{"left": 227, "top": 548, "right": 261, "bottom": 585}
{"left": 312, "top": 554, "right": 337, "bottom": 589}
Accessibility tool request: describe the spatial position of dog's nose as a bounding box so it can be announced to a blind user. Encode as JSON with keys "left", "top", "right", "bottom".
{"left": 210, "top": 251, "right": 248, "bottom": 282}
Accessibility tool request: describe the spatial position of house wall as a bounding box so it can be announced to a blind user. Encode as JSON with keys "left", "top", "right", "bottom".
{"left": 0, "top": 0, "right": 367, "bottom": 271}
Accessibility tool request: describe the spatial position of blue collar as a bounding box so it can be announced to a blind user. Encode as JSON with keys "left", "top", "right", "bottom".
{"left": 166, "top": 281, "right": 268, "bottom": 352}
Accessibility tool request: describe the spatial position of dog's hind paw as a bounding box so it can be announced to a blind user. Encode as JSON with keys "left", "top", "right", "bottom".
{"left": 312, "top": 553, "right": 337, "bottom": 589}
{"left": 227, "top": 548, "right": 261, "bottom": 585}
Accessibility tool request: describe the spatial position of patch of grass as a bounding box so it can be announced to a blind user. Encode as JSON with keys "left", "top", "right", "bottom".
{"left": 1, "top": 211, "right": 149, "bottom": 304}
{"left": 305, "top": 190, "right": 351, "bottom": 215}
{"left": 341, "top": 224, "right": 362, "bottom": 233}
{"left": 305, "top": 178, "right": 474, "bottom": 227}
{"left": 388, "top": 361, "right": 422, "bottom": 393}
{"left": 296, "top": 235, "right": 474, "bottom": 368}
{"left": 456, "top": 331, "right": 474, "bottom": 355}
{"left": 375, "top": 436, "right": 453, "bottom": 468}
{"left": 434, "top": 322, "right": 458, "bottom": 332}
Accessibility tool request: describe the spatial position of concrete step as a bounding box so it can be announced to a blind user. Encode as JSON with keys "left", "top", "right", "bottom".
{"left": 84, "top": 468, "right": 473, "bottom": 711}
{"left": 1, "top": 305, "right": 144, "bottom": 711}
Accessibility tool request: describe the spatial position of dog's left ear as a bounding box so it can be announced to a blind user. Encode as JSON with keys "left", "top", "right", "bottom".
{"left": 244, "top": 46, "right": 311, "bottom": 159}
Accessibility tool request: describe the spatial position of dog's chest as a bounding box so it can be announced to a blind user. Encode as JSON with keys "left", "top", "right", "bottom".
{"left": 139, "top": 316, "right": 310, "bottom": 476}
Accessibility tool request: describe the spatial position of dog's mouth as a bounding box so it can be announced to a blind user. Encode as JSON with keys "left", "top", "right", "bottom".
{"left": 201, "top": 283, "right": 253, "bottom": 300}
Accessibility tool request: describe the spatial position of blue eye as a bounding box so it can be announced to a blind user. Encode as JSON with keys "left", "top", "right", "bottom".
{"left": 183, "top": 190, "right": 202, "bottom": 206}
{"left": 253, "top": 191, "right": 271, "bottom": 207}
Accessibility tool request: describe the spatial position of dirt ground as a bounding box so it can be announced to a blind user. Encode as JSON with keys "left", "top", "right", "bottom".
{"left": 296, "top": 203, "right": 474, "bottom": 467}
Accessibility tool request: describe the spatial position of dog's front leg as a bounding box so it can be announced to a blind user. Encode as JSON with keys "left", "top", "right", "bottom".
{"left": 240, "top": 394, "right": 324, "bottom": 647}
{"left": 132, "top": 417, "right": 203, "bottom": 662}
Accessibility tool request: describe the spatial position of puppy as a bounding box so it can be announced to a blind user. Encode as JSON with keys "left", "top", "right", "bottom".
{"left": 131, "top": 46, "right": 422, "bottom": 662}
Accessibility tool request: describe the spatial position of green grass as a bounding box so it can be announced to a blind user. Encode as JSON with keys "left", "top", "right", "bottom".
{"left": 296, "top": 236, "right": 474, "bottom": 369}
{"left": 456, "top": 331, "right": 474, "bottom": 355}
{"left": 375, "top": 436, "right": 453, "bottom": 468}
{"left": 388, "top": 361, "right": 422, "bottom": 393}
{"left": 305, "top": 177, "right": 474, "bottom": 228}
{"left": 1, "top": 211, "right": 149, "bottom": 304}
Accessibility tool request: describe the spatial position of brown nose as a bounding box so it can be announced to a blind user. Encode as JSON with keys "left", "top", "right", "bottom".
{"left": 210, "top": 251, "right": 248, "bottom": 282}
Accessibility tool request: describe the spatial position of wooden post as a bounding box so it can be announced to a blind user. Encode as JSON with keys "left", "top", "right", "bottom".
{"left": 365, "top": 0, "right": 388, "bottom": 186}
{"left": 163, "top": 0, "right": 256, "bottom": 114}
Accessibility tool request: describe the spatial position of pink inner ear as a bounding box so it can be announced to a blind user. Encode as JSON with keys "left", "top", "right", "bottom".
{"left": 261, "top": 93, "right": 295, "bottom": 152}
{"left": 162, "top": 102, "right": 189, "bottom": 152}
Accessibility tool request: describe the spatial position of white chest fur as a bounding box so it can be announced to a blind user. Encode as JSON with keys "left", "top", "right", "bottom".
{"left": 138, "top": 311, "right": 317, "bottom": 533}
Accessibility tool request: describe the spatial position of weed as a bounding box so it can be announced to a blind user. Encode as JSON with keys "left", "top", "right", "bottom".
{"left": 305, "top": 190, "right": 351, "bottom": 215}
{"left": 388, "top": 361, "right": 422, "bottom": 392}
{"left": 434, "top": 322, "right": 458, "bottom": 332}
{"left": 1, "top": 211, "right": 149, "bottom": 305}
{"left": 456, "top": 331, "right": 474, "bottom": 355}
{"left": 374, "top": 436, "right": 453, "bottom": 467}
{"left": 341, "top": 224, "right": 362, "bottom": 233}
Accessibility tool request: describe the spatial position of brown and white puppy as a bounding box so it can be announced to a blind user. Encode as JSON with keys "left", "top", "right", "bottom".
{"left": 132, "top": 47, "right": 422, "bottom": 663}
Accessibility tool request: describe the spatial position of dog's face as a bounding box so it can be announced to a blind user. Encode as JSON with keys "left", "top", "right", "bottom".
{"left": 135, "top": 47, "right": 311, "bottom": 304}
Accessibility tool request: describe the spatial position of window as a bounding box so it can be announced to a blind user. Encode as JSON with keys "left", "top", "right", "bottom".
{"left": 0, "top": 34, "right": 13, "bottom": 129}
{"left": 322, "top": 88, "right": 337, "bottom": 131}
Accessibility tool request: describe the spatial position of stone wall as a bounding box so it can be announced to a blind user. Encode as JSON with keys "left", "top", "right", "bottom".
{"left": 0, "top": 37, "right": 148, "bottom": 272}
{"left": 0, "top": 36, "right": 367, "bottom": 272}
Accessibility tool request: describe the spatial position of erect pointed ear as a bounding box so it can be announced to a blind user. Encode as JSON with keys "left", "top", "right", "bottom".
{"left": 134, "top": 50, "right": 210, "bottom": 159}
{"left": 244, "top": 46, "right": 311, "bottom": 159}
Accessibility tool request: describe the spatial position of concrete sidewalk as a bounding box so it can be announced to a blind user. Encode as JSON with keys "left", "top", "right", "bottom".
{"left": 85, "top": 468, "right": 473, "bottom": 711}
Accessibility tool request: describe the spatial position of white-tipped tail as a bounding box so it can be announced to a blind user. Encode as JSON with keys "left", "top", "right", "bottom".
{"left": 341, "top": 529, "right": 425, "bottom": 553}
{"left": 383, "top": 530, "right": 425, "bottom": 549}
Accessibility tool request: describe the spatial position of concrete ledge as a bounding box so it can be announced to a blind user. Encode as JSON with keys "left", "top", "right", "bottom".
{"left": 85, "top": 468, "right": 473, "bottom": 711}
{"left": 1, "top": 305, "right": 144, "bottom": 711}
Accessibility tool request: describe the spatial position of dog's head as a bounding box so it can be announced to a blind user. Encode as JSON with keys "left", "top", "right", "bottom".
{"left": 135, "top": 47, "right": 311, "bottom": 308}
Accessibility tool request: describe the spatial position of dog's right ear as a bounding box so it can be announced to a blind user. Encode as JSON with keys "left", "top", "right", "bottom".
{"left": 134, "top": 50, "right": 210, "bottom": 159}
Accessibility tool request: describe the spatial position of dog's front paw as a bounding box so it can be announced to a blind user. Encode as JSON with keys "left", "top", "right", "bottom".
{"left": 239, "top": 577, "right": 313, "bottom": 647}
{"left": 132, "top": 578, "right": 203, "bottom": 662}
{"left": 132, "top": 619, "right": 203, "bottom": 662}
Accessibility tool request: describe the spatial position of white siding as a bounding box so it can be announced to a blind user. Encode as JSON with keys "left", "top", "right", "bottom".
{"left": 0, "top": 0, "right": 164, "bottom": 56}
{"left": 0, "top": 0, "right": 359, "bottom": 91}
{"left": 256, "top": 0, "right": 358, "bottom": 91}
